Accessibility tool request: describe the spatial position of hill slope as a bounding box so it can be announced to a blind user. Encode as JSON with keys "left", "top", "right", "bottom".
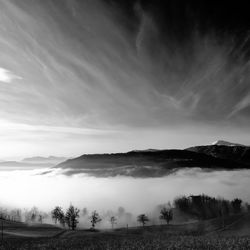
{"left": 1, "top": 220, "right": 62, "bottom": 238}
{"left": 214, "top": 213, "right": 250, "bottom": 237}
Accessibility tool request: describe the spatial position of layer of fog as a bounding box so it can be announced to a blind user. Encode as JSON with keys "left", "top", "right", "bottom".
{"left": 1, "top": 167, "right": 250, "bottom": 218}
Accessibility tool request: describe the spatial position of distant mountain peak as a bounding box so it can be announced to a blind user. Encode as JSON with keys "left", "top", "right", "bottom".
{"left": 211, "top": 140, "right": 245, "bottom": 147}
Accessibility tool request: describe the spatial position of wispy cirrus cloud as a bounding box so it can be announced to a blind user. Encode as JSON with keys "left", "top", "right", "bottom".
{"left": 0, "top": 0, "right": 250, "bottom": 159}
{"left": 228, "top": 93, "right": 250, "bottom": 118}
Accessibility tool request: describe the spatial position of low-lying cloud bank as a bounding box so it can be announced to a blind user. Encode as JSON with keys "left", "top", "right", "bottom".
{"left": 1, "top": 167, "right": 250, "bottom": 214}
{"left": 48, "top": 165, "right": 179, "bottom": 178}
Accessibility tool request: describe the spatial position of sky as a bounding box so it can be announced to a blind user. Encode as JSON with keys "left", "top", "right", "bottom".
{"left": 1, "top": 0, "right": 250, "bottom": 159}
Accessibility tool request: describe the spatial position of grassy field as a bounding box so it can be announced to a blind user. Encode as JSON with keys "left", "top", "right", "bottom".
{"left": 0, "top": 220, "right": 63, "bottom": 239}
{"left": 0, "top": 213, "right": 250, "bottom": 249}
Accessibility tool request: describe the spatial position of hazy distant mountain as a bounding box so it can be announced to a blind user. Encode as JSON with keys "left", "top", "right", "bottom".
{"left": 55, "top": 147, "right": 248, "bottom": 177}
{"left": 22, "top": 156, "right": 67, "bottom": 164}
{"left": 187, "top": 142, "right": 250, "bottom": 165}
{"left": 0, "top": 161, "right": 52, "bottom": 168}
{"left": 0, "top": 156, "right": 67, "bottom": 169}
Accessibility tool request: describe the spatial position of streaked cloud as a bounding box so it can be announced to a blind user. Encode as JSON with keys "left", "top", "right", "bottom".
{"left": 0, "top": 119, "right": 116, "bottom": 135}
{"left": 229, "top": 93, "right": 250, "bottom": 118}
{"left": 0, "top": 0, "right": 250, "bottom": 158}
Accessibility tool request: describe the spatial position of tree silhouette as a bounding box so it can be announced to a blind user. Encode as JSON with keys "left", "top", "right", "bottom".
{"left": 159, "top": 207, "right": 173, "bottom": 224}
{"left": 25, "top": 207, "right": 39, "bottom": 223}
{"left": 110, "top": 216, "right": 117, "bottom": 229}
{"left": 31, "top": 213, "right": 36, "bottom": 222}
{"left": 65, "top": 205, "right": 80, "bottom": 230}
{"left": 174, "top": 196, "right": 189, "bottom": 213}
{"left": 58, "top": 213, "right": 66, "bottom": 228}
{"left": 218, "top": 199, "right": 230, "bottom": 228}
{"left": 174, "top": 195, "right": 233, "bottom": 220}
{"left": 231, "top": 198, "right": 242, "bottom": 214}
{"left": 51, "top": 206, "right": 64, "bottom": 224}
{"left": 90, "top": 210, "right": 102, "bottom": 229}
{"left": 10, "top": 209, "right": 22, "bottom": 222}
{"left": 137, "top": 214, "right": 149, "bottom": 227}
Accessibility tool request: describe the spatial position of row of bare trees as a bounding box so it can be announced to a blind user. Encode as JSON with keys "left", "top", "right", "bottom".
{"left": 51, "top": 205, "right": 104, "bottom": 230}
{"left": 0, "top": 207, "right": 47, "bottom": 224}
{"left": 52, "top": 204, "right": 173, "bottom": 230}
{"left": 0, "top": 208, "right": 22, "bottom": 222}
{"left": 50, "top": 195, "right": 250, "bottom": 230}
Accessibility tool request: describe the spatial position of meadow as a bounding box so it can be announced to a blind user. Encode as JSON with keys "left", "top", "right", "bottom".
{"left": 1, "top": 212, "right": 250, "bottom": 249}
{"left": 1, "top": 229, "right": 250, "bottom": 250}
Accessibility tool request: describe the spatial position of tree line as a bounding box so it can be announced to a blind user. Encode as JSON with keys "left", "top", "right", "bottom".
{"left": 51, "top": 194, "right": 249, "bottom": 230}
{"left": 0, "top": 207, "right": 47, "bottom": 223}
{"left": 174, "top": 194, "right": 245, "bottom": 220}
{"left": 51, "top": 204, "right": 174, "bottom": 230}
{"left": 0, "top": 194, "right": 249, "bottom": 230}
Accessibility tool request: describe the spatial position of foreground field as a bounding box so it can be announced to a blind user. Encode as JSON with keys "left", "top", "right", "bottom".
{"left": 1, "top": 233, "right": 250, "bottom": 250}
{"left": 0, "top": 213, "right": 250, "bottom": 249}
{"left": 0, "top": 220, "right": 63, "bottom": 239}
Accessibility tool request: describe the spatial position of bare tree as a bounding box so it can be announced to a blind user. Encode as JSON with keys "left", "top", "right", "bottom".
{"left": 10, "top": 209, "right": 22, "bottom": 222}
{"left": 90, "top": 210, "right": 102, "bottom": 229}
{"left": 38, "top": 214, "right": 43, "bottom": 224}
{"left": 110, "top": 216, "right": 117, "bottom": 229}
{"left": 137, "top": 214, "right": 149, "bottom": 227}
{"left": 65, "top": 205, "right": 80, "bottom": 230}
{"left": 51, "top": 206, "right": 64, "bottom": 224}
{"left": 159, "top": 206, "right": 173, "bottom": 224}
{"left": 25, "top": 207, "right": 39, "bottom": 223}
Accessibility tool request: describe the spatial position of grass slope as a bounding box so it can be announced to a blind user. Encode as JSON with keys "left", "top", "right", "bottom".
{"left": 0, "top": 214, "right": 250, "bottom": 249}
{"left": 0, "top": 220, "right": 62, "bottom": 239}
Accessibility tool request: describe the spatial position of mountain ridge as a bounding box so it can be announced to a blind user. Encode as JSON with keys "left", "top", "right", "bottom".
{"left": 211, "top": 140, "right": 246, "bottom": 147}
{"left": 187, "top": 143, "right": 250, "bottom": 165}
{"left": 55, "top": 142, "right": 250, "bottom": 177}
{"left": 2, "top": 141, "right": 249, "bottom": 177}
